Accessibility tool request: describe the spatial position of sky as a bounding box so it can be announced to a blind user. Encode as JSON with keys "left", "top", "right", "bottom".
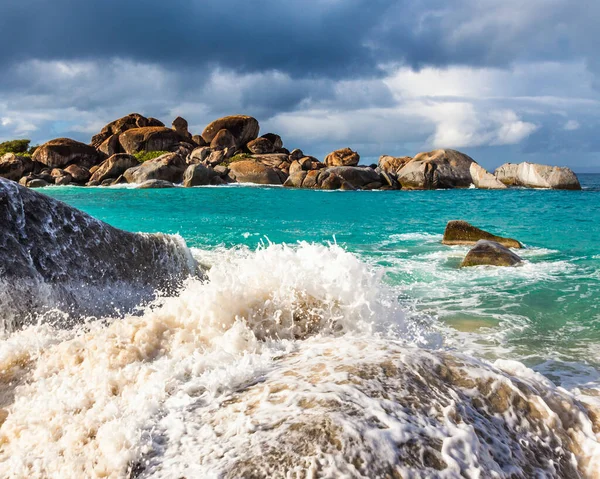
{"left": 1, "top": 0, "right": 599, "bottom": 172}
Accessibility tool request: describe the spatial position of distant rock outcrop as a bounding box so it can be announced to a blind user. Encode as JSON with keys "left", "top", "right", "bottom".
{"left": 495, "top": 162, "right": 581, "bottom": 190}
{"left": 395, "top": 149, "right": 475, "bottom": 189}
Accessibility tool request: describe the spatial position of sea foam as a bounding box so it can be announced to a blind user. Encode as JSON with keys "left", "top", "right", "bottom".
{"left": 0, "top": 243, "right": 598, "bottom": 478}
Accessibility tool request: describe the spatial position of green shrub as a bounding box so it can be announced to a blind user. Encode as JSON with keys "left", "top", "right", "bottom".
{"left": 133, "top": 150, "right": 170, "bottom": 162}
{"left": 0, "top": 139, "right": 31, "bottom": 156}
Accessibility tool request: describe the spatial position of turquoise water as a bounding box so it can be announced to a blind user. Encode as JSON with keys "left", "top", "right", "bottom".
{"left": 42, "top": 175, "right": 600, "bottom": 385}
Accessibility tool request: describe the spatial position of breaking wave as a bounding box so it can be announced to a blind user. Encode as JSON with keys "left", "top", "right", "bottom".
{"left": 0, "top": 242, "right": 598, "bottom": 478}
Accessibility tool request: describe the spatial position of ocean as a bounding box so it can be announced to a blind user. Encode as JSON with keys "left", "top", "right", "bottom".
{"left": 1, "top": 175, "right": 599, "bottom": 477}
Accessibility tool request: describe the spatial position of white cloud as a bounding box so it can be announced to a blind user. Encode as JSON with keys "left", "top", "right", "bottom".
{"left": 564, "top": 119, "right": 580, "bottom": 130}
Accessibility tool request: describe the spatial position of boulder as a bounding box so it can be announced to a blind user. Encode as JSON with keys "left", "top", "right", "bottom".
{"left": 261, "top": 133, "right": 283, "bottom": 149}
{"left": 89, "top": 154, "right": 139, "bottom": 183}
{"left": 302, "top": 170, "right": 320, "bottom": 188}
{"left": 396, "top": 149, "right": 474, "bottom": 189}
{"left": 27, "top": 179, "right": 49, "bottom": 188}
{"left": 289, "top": 160, "right": 303, "bottom": 176}
{"left": 188, "top": 146, "right": 212, "bottom": 164}
{"left": 0, "top": 178, "right": 198, "bottom": 326}
{"left": 201, "top": 115, "right": 260, "bottom": 147}
{"left": 324, "top": 166, "right": 382, "bottom": 189}
{"left": 33, "top": 138, "right": 103, "bottom": 169}
{"left": 64, "top": 164, "right": 91, "bottom": 184}
{"left": 172, "top": 116, "right": 191, "bottom": 139}
{"left": 290, "top": 149, "right": 304, "bottom": 161}
{"left": 123, "top": 153, "right": 186, "bottom": 184}
{"left": 97, "top": 134, "right": 122, "bottom": 156}
{"left": 442, "top": 220, "right": 522, "bottom": 248}
{"left": 192, "top": 135, "right": 208, "bottom": 147}
{"left": 378, "top": 155, "right": 413, "bottom": 174}
{"left": 461, "top": 240, "right": 523, "bottom": 267}
{"left": 0, "top": 153, "right": 33, "bottom": 181}
{"left": 494, "top": 162, "right": 581, "bottom": 190}
{"left": 91, "top": 113, "right": 164, "bottom": 148}
{"left": 247, "top": 137, "right": 274, "bottom": 154}
{"left": 228, "top": 160, "right": 284, "bottom": 185}
{"left": 252, "top": 153, "right": 290, "bottom": 169}
{"left": 210, "top": 129, "right": 237, "bottom": 150}
{"left": 283, "top": 170, "right": 308, "bottom": 188}
{"left": 135, "top": 180, "right": 176, "bottom": 189}
{"left": 324, "top": 147, "right": 360, "bottom": 167}
{"left": 206, "top": 149, "right": 227, "bottom": 167}
{"left": 469, "top": 163, "right": 507, "bottom": 190}
{"left": 54, "top": 174, "right": 72, "bottom": 186}
{"left": 118, "top": 127, "right": 185, "bottom": 154}
{"left": 183, "top": 164, "right": 218, "bottom": 187}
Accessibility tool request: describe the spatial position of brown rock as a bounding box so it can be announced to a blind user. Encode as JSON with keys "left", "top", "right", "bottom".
{"left": 247, "top": 137, "right": 274, "bottom": 154}
{"left": 461, "top": 240, "right": 523, "bottom": 267}
{"left": 135, "top": 179, "right": 176, "bottom": 189}
{"left": 290, "top": 149, "right": 304, "bottom": 161}
{"left": 98, "top": 134, "right": 122, "bottom": 156}
{"left": 302, "top": 170, "right": 320, "bottom": 188}
{"left": 182, "top": 164, "right": 218, "bottom": 187}
{"left": 396, "top": 149, "right": 474, "bottom": 190}
{"left": 123, "top": 153, "right": 186, "bottom": 184}
{"left": 64, "top": 164, "right": 91, "bottom": 184}
{"left": 55, "top": 174, "right": 72, "bottom": 186}
{"left": 210, "top": 129, "right": 237, "bottom": 150}
{"left": 289, "top": 160, "right": 302, "bottom": 175}
{"left": 192, "top": 135, "right": 208, "bottom": 147}
{"left": 325, "top": 166, "right": 381, "bottom": 189}
{"left": 442, "top": 220, "right": 522, "bottom": 248}
{"left": 0, "top": 153, "right": 33, "bottom": 181}
{"left": 172, "top": 116, "right": 191, "bottom": 139}
{"left": 91, "top": 113, "right": 164, "bottom": 148}
{"left": 228, "top": 160, "right": 283, "bottom": 185}
{"left": 188, "top": 147, "right": 212, "bottom": 164}
{"left": 90, "top": 154, "right": 139, "bottom": 183}
{"left": 378, "top": 155, "right": 413, "bottom": 174}
{"left": 283, "top": 170, "right": 307, "bottom": 188}
{"left": 201, "top": 115, "right": 259, "bottom": 147}
{"left": 261, "top": 133, "right": 283, "bottom": 149}
{"left": 118, "top": 127, "right": 185, "bottom": 154}
{"left": 324, "top": 147, "right": 360, "bottom": 167}
{"left": 33, "top": 138, "right": 102, "bottom": 169}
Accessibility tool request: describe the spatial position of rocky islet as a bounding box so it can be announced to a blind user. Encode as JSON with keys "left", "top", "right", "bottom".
{"left": 0, "top": 113, "right": 582, "bottom": 191}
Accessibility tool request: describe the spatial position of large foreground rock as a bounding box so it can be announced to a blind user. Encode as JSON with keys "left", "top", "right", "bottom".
{"left": 461, "top": 240, "right": 523, "bottom": 267}
{"left": 0, "top": 178, "right": 198, "bottom": 328}
{"left": 396, "top": 149, "right": 475, "bottom": 189}
{"left": 442, "top": 220, "right": 522, "bottom": 248}
{"left": 201, "top": 115, "right": 260, "bottom": 147}
{"left": 33, "top": 138, "right": 103, "bottom": 169}
{"left": 123, "top": 153, "right": 186, "bottom": 184}
{"left": 495, "top": 162, "right": 581, "bottom": 190}
{"left": 228, "top": 160, "right": 284, "bottom": 185}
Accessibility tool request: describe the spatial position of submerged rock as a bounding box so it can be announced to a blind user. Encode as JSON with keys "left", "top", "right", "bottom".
{"left": 0, "top": 178, "right": 198, "bottom": 329}
{"left": 461, "top": 240, "right": 523, "bottom": 267}
{"left": 442, "top": 220, "right": 522, "bottom": 248}
{"left": 495, "top": 162, "right": 581, "bottom": 190}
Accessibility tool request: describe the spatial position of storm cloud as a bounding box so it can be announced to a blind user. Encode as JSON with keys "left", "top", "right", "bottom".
{"left": 1, "top": 0, "right": 599, "bottom": 170}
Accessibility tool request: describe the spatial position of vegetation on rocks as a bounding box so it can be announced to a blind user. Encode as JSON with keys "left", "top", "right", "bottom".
{"left": 219, "top": 153, "right": 253, "bottom": 167}
{"left": 0, "top": 139, "right": 38, "bottom": 157}
{"left": 133, "top": 150, "right": 170, "bottom": 162}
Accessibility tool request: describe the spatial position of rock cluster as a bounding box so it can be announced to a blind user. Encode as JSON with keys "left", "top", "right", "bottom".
{"left": 0, "top": 113, "right": 582, "bottom": 191}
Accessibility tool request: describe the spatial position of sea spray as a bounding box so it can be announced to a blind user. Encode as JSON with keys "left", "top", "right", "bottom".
{"left": 0, "top": 243, "right": 597, "bottom": 478}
